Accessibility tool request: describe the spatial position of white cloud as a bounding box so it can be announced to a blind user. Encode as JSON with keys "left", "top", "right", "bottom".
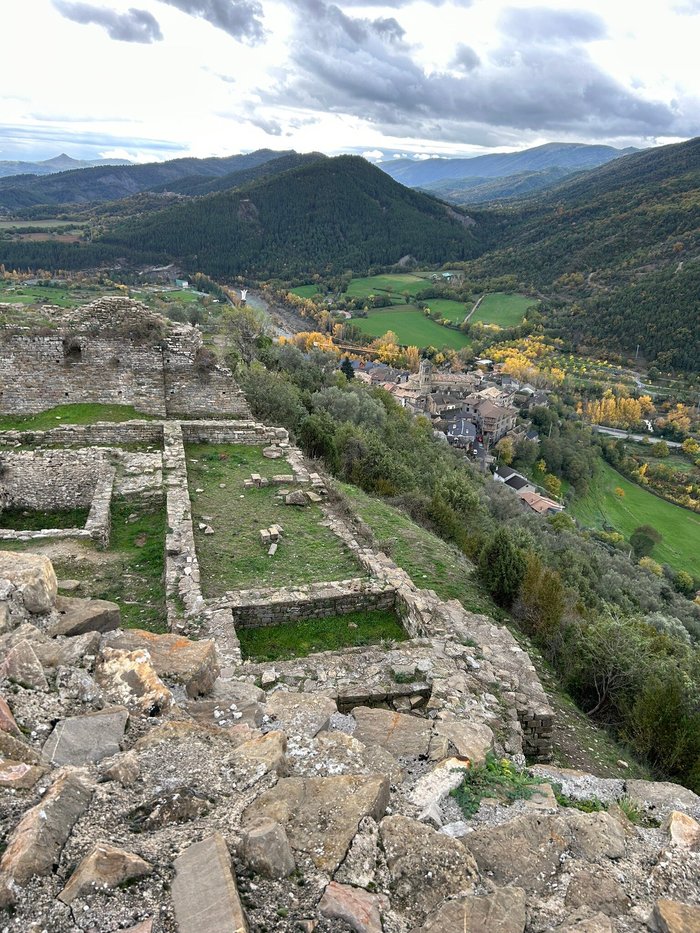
{"left": 1, "top": 0, "right": 699, "bottom": 161}
{"left": 361, "top": 149, "right": 384, "bottom": 160}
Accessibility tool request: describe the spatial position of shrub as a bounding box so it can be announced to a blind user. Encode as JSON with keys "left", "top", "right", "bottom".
{"left": 478, "top": 528, "right": 526, "bottom": 607}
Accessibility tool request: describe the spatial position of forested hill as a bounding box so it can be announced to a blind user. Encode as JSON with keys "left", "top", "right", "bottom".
{"left": 471, "top": 136, "right": 700, "bottom": 370}
{"left": 0, "top": 149, "right": 292, "bottom": 209}
{"left": 149, "top": 152, "right": 326, "bottom": 197}
{"left": 102, "top": 156, "right": 490, "bottom": 277}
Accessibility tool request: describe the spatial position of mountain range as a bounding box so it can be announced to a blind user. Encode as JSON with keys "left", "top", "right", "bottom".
{"left": 0, "top": 150, "right": 296, "bottom": 209}
{"left": 379, "top": 142, "right": 637, "bottom": 204}
{"left": 0, "top": 153, "right": 131, "bottom": 180}
{"left": 0, "top": 137, "right": 697, "bottom": 369}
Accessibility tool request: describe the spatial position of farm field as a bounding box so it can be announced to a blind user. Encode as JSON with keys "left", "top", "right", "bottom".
{"left": 472, "top": 292, "right": 538, "bottom": 327}
{"left": 288, "top": 284, "right": 320, "bottom": 298}
{"left": 0, "top": 282, "right": 101, "bottom": 307}
{"left": 569, "top": 460, "right": 700, "bottom": 576}
{"left": 421, "top": 298, "right": 469, "bottom": 322}
{"left": 345, "top": 273, "right": 428, "bottom": 300}
{"left": 352, "top": 305, "right": 471, "bottom": 350}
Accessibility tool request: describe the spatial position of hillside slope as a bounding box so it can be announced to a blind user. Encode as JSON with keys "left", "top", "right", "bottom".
{"left": 0, "top": 149, "right": 292, "bottom": 209}
{"left": 102, "top": 155, "right": 491, "bottom": 277}
{"left": 473, "top": 137, "right": 700, "bottom": 369}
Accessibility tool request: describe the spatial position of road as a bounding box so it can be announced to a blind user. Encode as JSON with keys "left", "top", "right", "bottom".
{"left": 592, "top": 425, "right": 683, "bottom": 448}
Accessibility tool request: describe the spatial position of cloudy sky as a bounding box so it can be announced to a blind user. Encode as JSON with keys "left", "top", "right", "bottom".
{"left": 2, "top": 0, "right": 700, "bottom": 163}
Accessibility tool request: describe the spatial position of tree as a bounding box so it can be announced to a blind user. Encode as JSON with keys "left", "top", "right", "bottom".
{"left": 673, "top": 570, "right": 696, "bottom": 599}
{"left": 495, "top": 437, "right": 514, "bottom": 465}
{"left": 543, "top": 473, "right": 562, "bottom": 498}
{"left": 340, "top": 356, "right": 355, "bottom": 380}
{"left": 515, "top": 553, "right": 565, "bottom": 640}
{"left": 629, "top": 524, "right": 662, "bottom": 559}
{"left": 478, "top": 528, "right": 526, "bottom": 607}
{"left": 652, "top": 441, "right": 670, "bottom": 458}
{"left": 220, "top": 305, "right": 268, "bottom": 366}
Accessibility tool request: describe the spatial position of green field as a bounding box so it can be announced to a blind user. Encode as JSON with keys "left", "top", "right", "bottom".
{"left": 0, "top": 403, "right": 155, "bottom": 432}
{"left": 0, "top": 219, "right": 84, "bottom": 230}
{"left": 289, "top": 284, "right": 320, "bottom": 298}
{"left": 186, "top": 444, "right": 361, "bottom": 595}
{"left": 353, "top": 305, "right": 471, "bottom": 350}
{"left": 346, "top": 274, "right": 428, "bottom": 300}
{"left": 422, "top": 298, "right": 469, "bottom": 322}
{"left": 472, "top": 293, "right": 538, "bottom": 328}
{"left": 238, "top": 609, "right": 407, "bottom": 661}
{"left": 570, "top": 461, "right": 700, "bottom": 576}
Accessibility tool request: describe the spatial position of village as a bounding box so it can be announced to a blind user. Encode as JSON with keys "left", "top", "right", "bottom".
{"left": 350, "top": 356, "right": 564, "bottom": 517}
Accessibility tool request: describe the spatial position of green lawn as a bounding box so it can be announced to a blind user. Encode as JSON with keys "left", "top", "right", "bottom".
{"left": 569, "top": 461, "right": 700, "bottom": 576}
{"left": 289, "top": 284, "right": 320, "bottom": 298}
{"left": 352, "top": 306, "right": 471, "bottom": 350}
{"left": 0, "top": 403, "right": 156, "bottom": 432}
{"left": 338, "top": 482, "right": 497, "bottom": 616}
{"left": 0, "top": 496, "right": 167, "bottom": 632}
{"left": 186, "top": 444, "right": 362, "bottom": 596}
{"left": 345, "top": 274, "right": 428, "bottom": 300}
{"left": 238, "top": 609, "right": 407, "bottom": 661}
{"left": 0, "top": 507, "right": 89, "bottom": 531}
{"left": 422, "top": 298, "right": 469, "bottom": 323}
{"left": 472, "top": 293, "right": 538, "bottom": 328}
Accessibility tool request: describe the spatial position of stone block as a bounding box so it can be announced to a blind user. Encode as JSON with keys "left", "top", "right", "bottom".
{"left": 243, "top": 774, "right": 390, "bottom": 873}
{"left": 49, "top": 595, "right": 120, "bottom": 637}
{"left": 172, "top": 833, "right": 248, "bottom": 933}
{"left": 0, "top": 768, "right": 94, "bottom": 906}
{"left": 241, "top": 818, "right": 295, "bottom": 878}
{"left": 42, "top": 706, "right": 129, "bottom": 766}
{"left": 59, "top": 843, "right": 151, "bottom": 904}
{"left": 0, "top": 552, "right": 57, "bottom": 614}
{"left": 102, "top": 629, "right": 220, "bottom": 697}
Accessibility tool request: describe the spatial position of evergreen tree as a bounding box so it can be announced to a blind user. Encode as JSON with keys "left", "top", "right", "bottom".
{"left": 478, "top": 528, "right": 526, "bottom": 607}
{"left": 340, "top": 357, "right": 355, "bottom": 380}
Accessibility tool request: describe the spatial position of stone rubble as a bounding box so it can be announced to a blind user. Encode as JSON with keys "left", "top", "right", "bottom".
{"left": 0, "top": 429, "right": 699, "bottom": 932}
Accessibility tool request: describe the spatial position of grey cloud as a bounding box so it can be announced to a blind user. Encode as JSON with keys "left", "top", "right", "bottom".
{"left": 260, "top": 0, "right": 684, "bottom": 146}
{"left": 498, "top": 7, "right": 607, "bottom": 43}
{"left": 451, "top": 43, "right": 480, "bottom": 71}
{"left": 52, "top": 1, "right": 163, "bottom": 42}
{"left": 247, "top": 115, "right": 283, "bottom": 135}
{"left": 157, "top": 0, "right": 265, "bottom": 43}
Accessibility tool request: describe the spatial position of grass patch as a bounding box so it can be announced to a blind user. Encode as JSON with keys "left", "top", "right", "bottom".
{"left": 0, "top": 496, "right": 167, "bottom": 632}
{"left": 238, "top": 609, "right": 407, "bottom": 661}
{"left": 345, "top": 274, "right": 428, "bottom": 300}
{"left": 353, "top": 306, "right": 471, "bottom": 350}
{"left": 451, "top": 753, "right": 545, "bottom": 818}
{"left": 289, "top": 284, "right": 320, "bottom": 298}
{"left": 337, "top": 482, "right": 496, "bottom": 616}
{"left": 0, "top": 403, "right": 156, "bottom": 432}
{"left": 0, "top": 507, "right": 89, "bottom": 531}
{"left": 421, "top": 298, "right": 469, "bottom": 322}
{"left": 472, "top": 293, "right": 537, "bottom": 328}
{"left": 186, "top": 444, "right": 361, "bottom": 596}
{"left": 569, "top": 460, "right": 700, "bottom": 576}
{"left": 552, "top": 785, "right": 606, "bottom": 813}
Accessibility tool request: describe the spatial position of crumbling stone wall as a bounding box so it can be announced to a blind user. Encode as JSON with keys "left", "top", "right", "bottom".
{"left": 0, "top": 331, "right": 168, "bottom": 416}
{"left": 0, "top": 297, "right": 250, "bottom": 418}
{"left": 209, "top": 578, "right": 397, "bottom": 627}
{"left": 0, "top": 449, "right": 108, "bottom": 511}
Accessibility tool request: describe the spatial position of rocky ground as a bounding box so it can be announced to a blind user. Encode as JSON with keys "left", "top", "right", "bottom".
{"left": 1, "top": 551, "right": 699, "bottom": 933}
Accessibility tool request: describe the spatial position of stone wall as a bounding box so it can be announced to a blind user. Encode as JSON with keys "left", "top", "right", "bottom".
{"left": 181, "top": 422, "right": 287, "bottom": 446}
{"left": 0, "top": 449, "right": 108, "bottom": 510}
{"left": 209, "top": 578, "right": 397, "bottom": 627}
{"left": 0, "top": 297, "right": 250, "bottom": 418}
{"left": 0, "top": 421, "right": 164, "bottom": 448}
